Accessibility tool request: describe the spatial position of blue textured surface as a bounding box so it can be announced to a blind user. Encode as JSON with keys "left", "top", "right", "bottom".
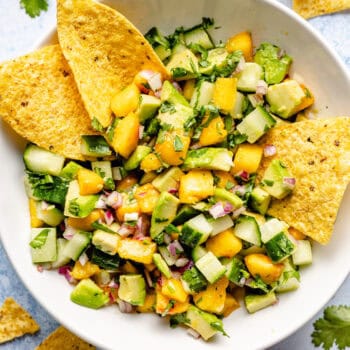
{"left": 0, "top": 1, "right": 349, "bottom": 349}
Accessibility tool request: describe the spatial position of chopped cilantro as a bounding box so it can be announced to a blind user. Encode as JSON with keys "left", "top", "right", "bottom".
{"left": 174, "top": 135, "right": 184, "bottom": 152}
{"left": 91, "top": 117, "right": 105, "bottom": 132}
{"left": 171, "top": 67, "right": 188, "bottom": 79}
{"left": 169, "top": 312, "right": 190, "bottom": 328}
{"left": 20, "top": 0, "right": 48, "bottom": 18}
{"left": 91, "top": 221, "right": 116, "bottom": 233}
{"left": 29, "top": 229, "right": 50, "bottom": 249}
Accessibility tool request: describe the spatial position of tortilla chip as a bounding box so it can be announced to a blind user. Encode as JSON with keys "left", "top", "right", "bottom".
{"left": 0, "top": 297, "right": 40, "bottom": 343}
{"left": 257, "top": 117, "right": 350, "bottom": 245}
{"left": 293, "top": 0, "right": 350, "bottom": 19}
{"left": 0, "top": 45, "right": 98, "bottom": 160}
{"left": 57, "top": 0, "right": 168, "bottom": 128}
{"left": 35, "top": 326, "right": 95, "bottom": 350}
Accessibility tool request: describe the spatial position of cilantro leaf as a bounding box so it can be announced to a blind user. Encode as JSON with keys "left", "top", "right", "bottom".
{"left": 20, "top": 0, "right": 48, "bottom": 18}
{"left": 312, "top": 305, "right": 350, "bottom": 350}
{"left": 174, "top": 135, "right": 184, "bottom": 152}
{"left": 30, "top": 229, "right": 50, "bottom": 248}
{"left": 169, "top": 312, "right": 189, "bottom": 328}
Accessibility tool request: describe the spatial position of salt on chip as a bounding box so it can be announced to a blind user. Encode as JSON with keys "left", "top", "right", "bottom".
{"left": 0, "top": 297, "right": 40, "bottom": 343}
{"left": 35, "top": 326, "right": 95, "bottom": 350}
{"left": 293, "top": 0, "right": 350, "bottom": 19}
{"left": 0, "top": 45, "right": 98, "bottom": 161}
{"left": 57, "top": 0, "right": 169, "bottom": 128}
{"left": 257, "top": 117, "right": 350, "bottom": 245}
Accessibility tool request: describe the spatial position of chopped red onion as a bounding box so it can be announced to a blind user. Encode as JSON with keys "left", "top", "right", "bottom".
{"left": 118, "top": 299, "right": 134, "bottom": 313}
{"left": 78, "top": 252, "right": 89, "bottom": 266}
{"left": 63, "top": 221, "right": 77, "bottom": 240}
{"left": 190, "top": 142, "right": 201, "bottom": 150}
{"left": 209, "top": 202, "right": 226, "bottom": 219}
{"left": 236, "top": 170, "right": 250, "bottom": 182}
{"left": 154, "top": 90, "right": 162, "bottom": 99}
{"left": 118, "top": 224, "right": 135, "bottom": 237}
{"left": 124, "top": 212, "right": 139, "bottom": 222}
{"left": 233, "top": 56, "right": 246, "bottom": 75}
{"left": 58, "top": 266, "right": 76, "bottom": 284}
{"left": 36, "top": 265, "right": 44, "bottom": 273}
{"left": 135, "top": 215, "right": 150, "bottom": 237}
{"left": 108, "top": 279, "right": 119, "bottom": 288}
{"left": 176, "top": 259, "right": 194, "bottom": 273}
{"left": 232, "top": 185, "right": 247, "bottom": 196}
{"left": 104, "top": 209, "right": 114, "bottom": 225}
{"left": 112, "top": 167, "right": 122, "bottom": 181}
{"left": 148, "top": 73, "right": 162, "bottom": 92}
{"left": 144, "top": 269, "right": 153, "bottom": 288}
{"left": 172, "top": 81, "right": 182, "bottom": 93}
{"left": 40, "top": 201, "right": 50, "bottom": 210}
{"left": 232, "top": 206, "right": 246, "bottom": 218}
{"left": 168, "top": 240, "right": 184, "bottom": 257}
{"left": 163, "top": 233, "right": 171, "bottom": 245}
{"left": 95, "top": 194, "right": 107, "bottom": 209}
{"left": 223, "top": 202, "right": 234, "bottom": 214}
{"left": 168, "top": 188, "right": 178, "bottom": 194}
{"left": 187, "top": 328, "right": 201, "bottom": 339}
{"left": 175, "top": 257, "right": 189, "bottom": 267}
{"left": 171, "top": 271, "right": 182, "bottom": 280}
{"left": 283, "top": 177, "right": 296, "bottom": 189}
{"left": 139, "top": 69, "right": 156, "bottom": 81}
{"left": 264, "top": 144, "right": 277, "bottom": 157}
{"left": 138, "top": 125, "right": 144, "bottom": 139}
{"left": 238, "top": 277, "right": 246, "bottom": 287}
{"left": 106, "top": 191, "right": 123, "bottom": 209}
{"left": 277, "top": 48, "right": 286, "bottom": 59}
{"left": 256, "top": 80, "right": 268, "bottom": 95}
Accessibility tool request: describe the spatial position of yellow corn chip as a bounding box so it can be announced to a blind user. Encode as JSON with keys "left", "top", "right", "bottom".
{"left": 0, "top": 45, "right": 98, "bottom": 160}
{"left": 293, "top": 0, "right": 350, "bottom": 19}
{"left": 0, "top": 297, "right": 40, "bottom": 343}
{"left": 258, "top": 117, "right": 350, "bottom": 244}
{"left": 35, "top": 326, "right": 95, "bottom": 350}
{"left": 57, "top": 0, "right": 168, "bottom": 128}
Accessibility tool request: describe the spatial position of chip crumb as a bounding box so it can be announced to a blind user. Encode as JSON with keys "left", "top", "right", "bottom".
{"left": 0, "top": 297, "right": 40, "bottom": 344}
{"left": 293, "top": 0, "right": 350, "bottom": 19}
{"left": 35, "top": 326, "right": 96, "bottom": 350}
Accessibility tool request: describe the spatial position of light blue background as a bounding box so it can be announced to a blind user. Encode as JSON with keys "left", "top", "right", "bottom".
{"left": 0, "top": 1, "right": 349, "bottom": 349}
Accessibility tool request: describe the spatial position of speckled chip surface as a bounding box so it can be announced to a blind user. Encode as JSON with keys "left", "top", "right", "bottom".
{"left": 293, "top": 0, "right": 350, "bottom": 19}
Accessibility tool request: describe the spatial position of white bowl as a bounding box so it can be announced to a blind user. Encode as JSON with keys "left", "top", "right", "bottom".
{"left": 1, "top": 1, "right": 350, "bottom": 349}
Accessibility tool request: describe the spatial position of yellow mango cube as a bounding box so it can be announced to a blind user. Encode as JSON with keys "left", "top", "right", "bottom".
{"left": 213, "top": 171, "right": 237, "bottom": 189}
{"left": 117, "top": 238, "right": 156, "bottom": 264}
{"left": 213, "top": 77, "right": 237, "bottom": 114}
{"left": 120, "top": 261, "right": 139, "bottom": 274}
{"left": 226, "top": 31, "right": 253, "bottom": 62}
{"left": 161, "top": 278, "right": 189, "bottom": 303}
{"left": 199, "top": 116, "right": 227, "bottom": 146}
{"left": 155, "top": 289, "right": 190, "bottom": 315}
{"left": 28, "top": 199, "right": 44, "bottom": 228}
{"left": 221, "top": 293, "right": 240, "bottom": 317}
{"left": 116, "top": 174, "right": 138, "bottom": 192}
{"left": 116, "top": 196, "right": 140, "bottom": 222}
{"left": 137, "top": 292, "right": 156, "bottom": 313}
{"left": 140, "top": 153, "right": 162, "bottom": 173}
{"left": 179, "top": 170, "right": 214, "bottom": 204}
{"left": 111, "top": 83, "right": 140, "bottom": 117}
{"left": 183, "top": 79, "right": 196, "bottom": 101}
{"left": 112, "top": 112, "right": 140, "bottom": 158}
{"left": 134, "top": 183, "right": 160, "bottom": 214}
{"left": 67, "top": 209, "right": 103, "bottom": 231}
{"left": 71, "top": 261, "right": 100, "bottom": 280}
{"left": 193, "top": 277, "right": 229, "bottom": 314}
{"left": 232, "top": 143, "right": 263, "bottom": 174}
{"left": 288, "top": 227, "right": 306, "bottom": 240}
{"left": 77, "top": 168, "right": 104, "bottom": 195}
{"left": 206, "top": 228, "right": 243, "bottom": 258}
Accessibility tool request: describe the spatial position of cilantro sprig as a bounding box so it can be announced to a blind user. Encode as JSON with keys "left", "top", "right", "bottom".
{"left": 20, "top": 0, "right": 48, "bottom": 18}
{"left": 312, "top": 305, "right": 350, "bottom": 350}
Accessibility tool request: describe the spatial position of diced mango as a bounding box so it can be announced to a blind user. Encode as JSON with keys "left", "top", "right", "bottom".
{"left": 168, "top": 297, "right": 190, "bottom": 315}
{"left": 179, "top": 170, "right": 214, "bottom": 204}
{"left": 221, "top": 293, "right": 240, "bottom": 317}
{"left": 111, "top": 83, "right": 140, "bottom": 117}
{"left": 193, "top": 277, "right": 229, "bottom": 314}
{"left": 154, "top": 130, "right": 191, "bottom": 166}
{"left": 28, "top": 199, "right": 44, "bottom": 228}
{"left": 293, "top": 84, "right": 314, "bottom": 114}
{"left": 134, "top": 183, "right": 160, "bottom": 214}
{"left": 140, "top": 153, "right": 163, "bottom": 173}
{"left": 288, "top": 227, "right": 306, "bottom": 240}
{"left": 206, "top": 228, "right": 242, "bottom": 258}
{"left": 183, "top": 79, "right": 196, "bottom": 101}
{"left": 212, "top": 77, "right": 237, "bottom": 114}
{"left": 112, "top": 112, "right": 140, "bottom": 158}
{"left": 199, "top": 116, "right": 227, "bottom": 146}
{"left": 244, "top": 254, "right": 284, "bottom": 284}
{"left": 155, "top": 289, "right": 190, "bottom": 315}
{"left": 116, "top": 174, "right": 138, "bottom": 192}
{"left": 232, "top": 143, "right": 263, "bottom": 174}
{"left": 120, "top": 261, "right": 139, "bottom": 274}
{"left": 213, "top": 171, "right": 237, "bottom": 189}
{"left": 117, "top": 238, "right": 156, "bottom": 264}
{"left": 77, "top": 168, "right": 104, "bottom": 195}
{"left": 161, "top": 278, "right": 189, "bottom": 303}
{"left": 226, "top": 31, "right": 253, "bottom": 62}
{"left": 136, "top": 292, "right": 156, "bottom": 313}
{"left": 71, "top": 261, "right": 100, "bottom": 280}
{"left": 67, "top": 209, "right": 103, "bottom": 231}
{"left": 116, "top": 196, "right": 140, "bottom": 222}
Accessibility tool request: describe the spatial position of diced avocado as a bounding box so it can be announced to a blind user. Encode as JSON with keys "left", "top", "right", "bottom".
{"left": 150, "top": 192, "right": 180, "bottom": 239}
{"left": 230, "top": 91, "right": 245, "bottom": 119}
{"left": 264, "top": 232, "right": 296, "bottom": 262}
{"left": 195, "top": 251, "right": 226, "bottom": 284}
{"left": 63, "top": 231, "right": 91, "bottom": 261}
{"left": 183, "top": 26, "right": 214, "bottom": 49}
{"left": 154, "top": 44, "right": 172, "bottom": 61}
{"left": 166, "top": 49, "right": 199, "bottom": 81}
{"left": 51, "top": 238, "right": 71, "bottom": 269}
{"left": 275, "top": 259, "right": 300, "bottom": 293}
{"left": 250, "top": 187, "right": 271, "bottom": 215}
{"left": 292, "top": 240, "right": 312, "bottom": 266}
{"left": 64, "top": 180, "right": 99, "bottom": 218}
{"left": 36, "top": 202, "right": 64, "bottom": 226}
{"left": 183, "top": 148, "right": 233, "bottom": 171}
{"left": 172, "top": 205, "right": 199, "bottom": 225}
{"left": 92, "top": 230, "right": 120, "bottom": 256}
{"left": 136, "top": 94, "right": 162, "bottom": 123}
{"left": 214, "top": 188, "right": 243, "bottom": 209}
{"left": 199, "top": 48, "right": 228, "bottom": 75}
{"left": 224, "top": 256, "right": 249, "bottom": 285}
{"left": 209, "top": 215, "right": 234, "bottom": 236}
{"left": 124, "top": 146, "right": 152, "bottom": 171}
{"left": 70, "top": 278, "right": 109, "bottom": 309}
{"left": 80, "top": 135, "right": 112, "bottom": 157}
{"left": 185, "top": 305, "right": 226, "bottom": 341}
{"left": 60, "top": 161, "right": 83, "bottom": 179}
{"left": 181, "top": 266, "right": 207, "bottom": 293}
{"left": 91, "top": 160, "right": 115, "bottom": 190}
{"left": 190, "top": 80, "right": 215, "bottom": 109}
{"left": 233, "top": 215, "right": 261, "bottom": 247}
{"left": 118, "top": 274, "right": 146, "bottom": 306}
{"left": 171, "top": 41, "right": 187, "bottom": 55}
{"left": 260, "top": 159, "right": 294, "bottom": 199}
{"left": 152, "top": 167, "right": 184, "bottom": 193}
{"left": 254, "top": 42, "right": 292, "bottom": 84}
{"left": 266, "top": 80, "right": 306, "bottom": 119}
{"left": 260, "top": 218, "right": 289, "bottom": 243}
{"left": 153, "top": 253, "right": 171, "bottom": 278}
{"left": 244, "top": 292, "right": 277, "bottom": 314}
{"left": 236, "top": 62, "right": 263, "bottom": 92}
{"left": 157, "top": 103, "right": 194, "bottom": 130}
{"left": 160, "top": 80, "right": 190, "bottom": 107}
{"left": 30, "top": 228, "right": 57, "bottom": 264}
{"left": 236, "top": 106, "right": 276, "bottom": 143}
{"left": 192, "top": 245, "right": 208, "bottom": 262}
{"left": 180, "top": 214, "right": 213, "bottom": 247}
{"left": 139, "top": 171, "right": 158, "bottom": 185}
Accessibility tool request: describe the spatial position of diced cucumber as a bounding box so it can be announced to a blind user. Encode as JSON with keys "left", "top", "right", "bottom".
{"left": 244, "top": 292, "right": 277, "bottom": 313}
{"left": 247, "top": 94, "right": 264, "bottom": 108}
{"left": 51, "top": 238, "right": 71, "bottom": 268}
{"left": 23, "top": 144, "right": 65, "bottom": 176}
{"left": 209, "top": 215, "right": 234, "bottom": 236}
{"left": 184, "top": 27, "right": 214, "bottom": 49}
{"left": 236, "top": 106, "right": 276, "bottom": 143}
{"left": 118, "top": 274, "right": 146, "bottom": 306}
{"left": 233, "top": 215, "right": 261, "bottom": 246}
{"left": 153, "top": 253, "right": 171, "bottom": 278}
{"left": 60, "top": 161, "right": 82, "bottom": 179}
{"left": 260, "top": 218, "right": 288, "bottom": 243}
{"left": 264, "top": 232, "right": 296, "bottom": 262}
{"left": 292, "top": 240, "right": 312, "bottom": 266}
{"left": 91, "top": 161, "right": 115, "bottom": 190}
{"left": 195, "top": 251, "right": 226, "bottom": 284}
{"left": 158, "top": 245, "right": 177, "bottom": 266}
{"left": 80, "top": 135, "right": 112, "bottom": 157}
{"left": 172, "top": 205, "right": 199, "bottom": 226}
{"left": 124, "top": 146, "right": 152, "bottom": 171}
{"left": 250, "top": 187, "right": 271, "bottom": 215}
{"left": 214, "top": 188, "right": 243, "bottom": 209}
{"left": 30, "top": 228, "right": 57, "bottom": 264}
{"left": 275, "top": 259, "right": 300, "bottom": 293}
{"left": 92, "top": 230, "right": 120, "bottom": 256}
{"left": 192, "top": 245, "right": 208, "bottom": 262}
{"left": 180, "top": 214, "right": 213, "bottom": 247}
{"left": 190, "top": 81, "right": 215, "bottom": 109}
{"left": 236, "top": 62, "right": 263, "bottom": 92}
{"left": 230, "top": 91, "right": 245, "bottom": 119}
{"left": 171, "top": 41, "right": 187, "bottom": 55}
{"left": 224, "top": 256, "right": 249, "bottom": 285}
{"left": 36, "top": 202, "right": 64, "bottom": 227}
{"left": 63, "top": 231, "right": 91, "bottom": 261}
{"left": 181, "top": 266, "right": 207, "bottom": 293}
